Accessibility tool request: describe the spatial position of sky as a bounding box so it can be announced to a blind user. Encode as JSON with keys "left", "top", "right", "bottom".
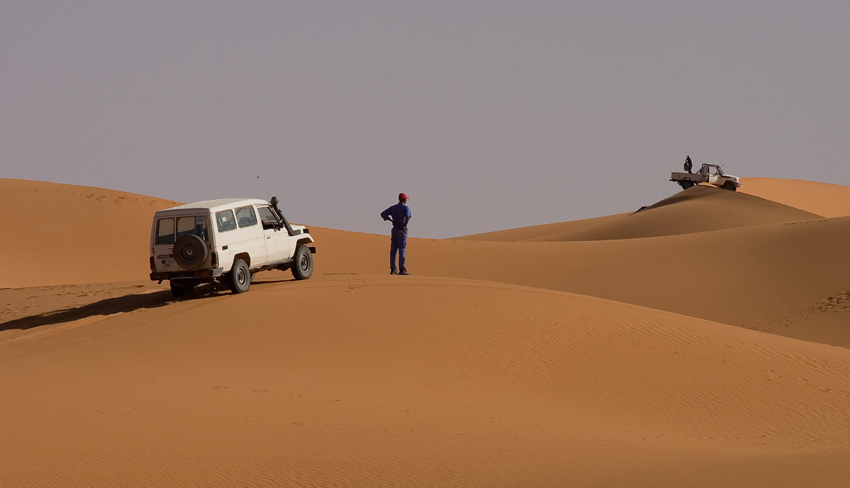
{"left": 2, "top": 1, "right": 849, "bottom": 238}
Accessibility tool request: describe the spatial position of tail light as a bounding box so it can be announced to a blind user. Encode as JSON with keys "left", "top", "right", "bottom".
{"left": 211, "top": 252, "right": 218, "bottom": 268}
{"left": 149, "top": 256, "right": 156, "bottom": 272}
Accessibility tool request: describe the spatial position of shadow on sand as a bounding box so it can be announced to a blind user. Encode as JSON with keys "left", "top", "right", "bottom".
{"left": 1, "top": 278, "right": 298, "bottom": 334}
{"left": 0, "top": 290, "right": 176, "bottom": 334}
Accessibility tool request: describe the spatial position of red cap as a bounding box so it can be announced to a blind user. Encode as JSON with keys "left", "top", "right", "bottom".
{"left": 399, "top": 193, "right": 409, "bottom": 201}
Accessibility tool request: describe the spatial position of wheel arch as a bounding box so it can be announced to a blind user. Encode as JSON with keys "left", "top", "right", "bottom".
{"left": 233, "top": 252, "right": 251, "bottom": 268}
{"left": 295, "top": 238, "right": 312, "bottom": 249}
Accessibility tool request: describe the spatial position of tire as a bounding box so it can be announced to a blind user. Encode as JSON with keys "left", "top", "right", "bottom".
{"left": 723, "top": 181, "right": 737, "bottom": 191}
{"left": 170, "top": 281, "right": 195, "bottom": 297}
{"left": 173, "top": 234, "right": 208, "bottom": 271}
{"left": 291, "top": 245, "right": 313, "bottom": 280}
{"left": 228, "top": 259, "right": 251, "bottom": 294}
{"left": 678, "top": 180, "right": 695, "bottom": 190}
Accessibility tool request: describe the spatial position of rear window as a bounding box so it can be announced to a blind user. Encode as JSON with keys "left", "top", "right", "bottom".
{"left": 177, "top": 216, "right": 208, "bottom": 241}
{"left": 216, "top": 210, "right": 237, "bottom": 232}
{"left": 235, "top": 206, "right": 258, "bottom": 228}
{"left": 156, "top": 216, "right": 208, "bottom": 245}
{"left": 155, "top": 218, "right": 175, "bottom": 245}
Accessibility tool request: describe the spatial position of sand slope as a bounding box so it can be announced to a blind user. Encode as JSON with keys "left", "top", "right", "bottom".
{"left": 741, "top": 177, "right": 850, "bottom": 217}
{"left": 453, "top": 213, "right": 629, "bottom": 241}
{"left": 0, "top": 179, "right": 178, "bottom": 288}
{"left": 308, "top": 214, "right": 850, "bottom": 347}
{"left": 3, "top": 276, "right": 850, "bottom": 487}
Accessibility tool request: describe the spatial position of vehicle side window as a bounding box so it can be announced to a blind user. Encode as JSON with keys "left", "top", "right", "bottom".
{"left": 177, "top": 216, "right": 208, "bottom": 241}
{"left": 216, "top": 210, "right": 237, "bottom": 232}
{"left": 155, "top": 218, "right": 175, "bottom": 245}
{"left": 235, "top": 205, "right": 258, "bottom": 228}
{"left": 257, "top": 206, "right": 279, "bottom": 226}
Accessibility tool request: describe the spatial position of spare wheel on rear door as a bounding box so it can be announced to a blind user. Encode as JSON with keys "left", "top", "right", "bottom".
{"left": 173, "top": 234, "right": 209, "bottom": 270}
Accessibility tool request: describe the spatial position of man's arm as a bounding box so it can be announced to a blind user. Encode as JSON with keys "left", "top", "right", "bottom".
{"left": 380, "top": 207, "right": 393, "bottom": 223}
{"left": 400, "top": 207, "right": 411, "bottom": 229}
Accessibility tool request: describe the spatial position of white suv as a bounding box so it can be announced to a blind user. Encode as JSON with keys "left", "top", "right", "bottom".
{"left": 150, "top": 197, "right": 316, "bottom": 296}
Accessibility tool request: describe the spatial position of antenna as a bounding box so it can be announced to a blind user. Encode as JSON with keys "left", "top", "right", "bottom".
{"left": 256, "top": 175, "right": 269, "bottom": 197}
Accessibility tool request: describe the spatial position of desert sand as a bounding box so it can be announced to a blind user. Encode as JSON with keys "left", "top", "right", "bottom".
{"left": 0, "top": 179, "right": 178, "bottom": 288}
{"left": 3, "top": 177, "right": 850, "bottom": 487}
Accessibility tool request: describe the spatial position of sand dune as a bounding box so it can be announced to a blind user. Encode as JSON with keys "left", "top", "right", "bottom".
{"left": 308, "top": 214, "right": 850, "bottom": 348}
{"left": 741, "top": 177, "right": 850, "bottom": 217}
{"left": 453, "top": 213, "right": 629, "bottom": 241}
{"left": 0, "top": 179, "right": 178, "bottom": 288}
{"left": 3, "top": 276, "right": 850, "bottom": 487}
{"left": 531, "top": 185, "right": 822, "bottom": 241}
{"left": 3, "top": 177, "right": 850, "bottom": 486}
{"left": 3, "top": 177, "right": 845, "bottom": 344}
{"left": 458, "top": 185, "right": 822, "bottom": 242}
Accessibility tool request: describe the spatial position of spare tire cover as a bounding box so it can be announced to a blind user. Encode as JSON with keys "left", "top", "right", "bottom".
{"left": 173, "top": 234, "right": 209, "bottom": 271}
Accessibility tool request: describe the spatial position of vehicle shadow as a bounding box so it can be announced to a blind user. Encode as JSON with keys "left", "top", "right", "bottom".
{"left": 2, "top": 289, "right": 180, "bottom": 333}
{"left": 1, "top": 278, "right": 302, "bottom": 334}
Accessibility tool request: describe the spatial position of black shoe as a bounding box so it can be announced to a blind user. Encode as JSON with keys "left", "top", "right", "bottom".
{"left": 399, "top": 269, "right": 410, "bottom": 275}
{"left": 390, "top": 269, "right": 399, "bottom": 275}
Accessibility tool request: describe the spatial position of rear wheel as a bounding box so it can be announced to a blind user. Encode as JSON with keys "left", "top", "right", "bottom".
{"left": 291, "top": 245, "right": 313, "bottom": 280}
{"left": 723, "top": 181, "right": 737, "bottom": 191}
{"left": 228, "top": 259, "right": 251, "bottom": 294}
{"left": 678, "top": 180, "right": 695, "bottom": 190}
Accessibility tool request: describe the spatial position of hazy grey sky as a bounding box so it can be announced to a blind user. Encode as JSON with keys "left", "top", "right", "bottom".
{"left": 2, "top": 1, "right": 849, "bottom": 238}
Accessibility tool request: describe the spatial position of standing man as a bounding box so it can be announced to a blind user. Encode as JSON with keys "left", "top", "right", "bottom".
{"left": 381, "top": 193, "right": 412, "bottom": 275}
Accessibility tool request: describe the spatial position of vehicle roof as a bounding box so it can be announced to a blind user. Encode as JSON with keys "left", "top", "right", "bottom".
{"left": 157, "top": 198, "right": 269, "bottom": 215}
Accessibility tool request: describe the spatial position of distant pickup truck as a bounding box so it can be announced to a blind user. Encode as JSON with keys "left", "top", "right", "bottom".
{"left": 671, "top": 156, "right": 742, "bottom": 191}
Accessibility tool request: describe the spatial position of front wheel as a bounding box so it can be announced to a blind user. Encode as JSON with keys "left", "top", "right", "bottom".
{"left": 228, "top": 259, "right": 251, "bottom": 294}
{"left": 723, "top": 181, "right": 737, "bottom": 191}
{"left": 291, "top": 245, "right": 313, "bottom": 280}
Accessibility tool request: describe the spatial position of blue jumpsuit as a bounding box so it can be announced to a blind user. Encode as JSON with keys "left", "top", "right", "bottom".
{"left": 380, "top": 202, "right": 412, "bottom": 272}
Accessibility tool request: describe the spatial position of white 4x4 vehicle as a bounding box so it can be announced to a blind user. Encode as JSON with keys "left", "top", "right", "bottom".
{"left": 670, "top": 156, "right": 742, "bottom": 191}
{"left": 150, "top": 197, "right": 316, "bottom": 297}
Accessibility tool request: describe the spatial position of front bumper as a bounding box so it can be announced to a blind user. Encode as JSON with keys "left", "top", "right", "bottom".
{"left": 150, "top": 267, "right": 224, "bottom": 281}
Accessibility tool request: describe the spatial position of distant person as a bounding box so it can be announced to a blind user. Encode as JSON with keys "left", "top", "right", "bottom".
{"left": 380, "top": 193, "right": 412, "bottom": 275}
